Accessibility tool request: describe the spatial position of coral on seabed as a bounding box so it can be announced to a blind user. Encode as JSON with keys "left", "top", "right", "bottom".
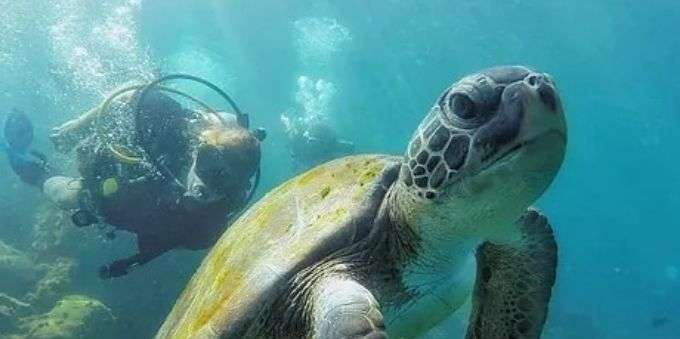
{"left": 8, "top": 295, "right": 117, "bottom": 339}
{"left": 0, "top": 241, "right": 38, "bottom": 298}
{"left": 25, "top": 258, "right": 76, "bottom": 312}
{"left": 31, "top": 203, "right": 106, "bottom": 261}
{"left": 30, "top": 205, "right": 71, "bottom": 259}
{"left": 0, "top": 202, "right": 118, "bottom": 339}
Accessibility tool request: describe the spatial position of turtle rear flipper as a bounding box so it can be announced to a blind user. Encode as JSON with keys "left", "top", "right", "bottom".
{"left": 466, "top": 209, "right": 557, "bottom": 339}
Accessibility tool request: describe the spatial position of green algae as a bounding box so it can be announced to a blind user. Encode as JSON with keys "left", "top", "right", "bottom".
{"left": 320, "top": 186, "right": 331, "bottom": 199}
{"left": 15, "top": 295, "right": 116, "bottom": 339}
{"left": 0, "top": 241, "right": 38, "bottom": 298}
{"left": 26, "top": 258, "right": 75, "bottom": 312}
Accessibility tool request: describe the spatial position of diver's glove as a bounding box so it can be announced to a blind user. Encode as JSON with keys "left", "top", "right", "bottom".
{"left": 49, "top": 119, "right": 84, "bottom": 153}
{"left": 99, "top": 260, "right": 133, "bottom": 279}
{"left": 71, "top": 210, "right": 98, "bottom": 227}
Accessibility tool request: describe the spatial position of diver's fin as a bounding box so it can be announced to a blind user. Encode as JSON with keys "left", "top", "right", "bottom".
{"left": 466, "top": 209, "right": 557, "bottom": 339}
{"left": 3, "top": 110, "right": 34, "bottom": 151}
{"left": 7, "top": 151, "right": 51, "bottom": 188}
{"left": 99, "top": 257, "right": 136, "bottom": 279}
{"left": 3, "top": 111, "right": 59, "bottom": 187}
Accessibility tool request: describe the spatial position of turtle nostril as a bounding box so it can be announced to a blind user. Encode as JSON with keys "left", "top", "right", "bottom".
{"left": 537, "top": 84, "right": 557, "bottom": 111}
{"left": 527, "top": 75, "right": 539, "bottom": 86}
{"left": 542, "top": 73, "right": 555, "bottom": 85}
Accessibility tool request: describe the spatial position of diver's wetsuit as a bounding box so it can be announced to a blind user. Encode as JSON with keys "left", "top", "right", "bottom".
{"left": 74, "top": 90, "right": 246, "bottom": 277}
{"left": 5, "top": 84, "right": 259, "bottom": 279}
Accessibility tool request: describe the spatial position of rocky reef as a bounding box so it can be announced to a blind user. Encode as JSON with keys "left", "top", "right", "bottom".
{"left": 0, "top": 241, "right": 39, "bottom": 298}
{"left": 30, "top": 206, "right": 70, "bottom": 261}
{"left": 26, "top": 258, "right": 76, "bottom": 312}
{"left": 0, "top": 204, "right": 117, "bottom": 339}
{"left": 7, "top": 295, "right": 117, "bottom": 339}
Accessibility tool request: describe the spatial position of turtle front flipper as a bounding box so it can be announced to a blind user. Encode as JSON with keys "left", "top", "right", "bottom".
{"left": 310, "top": 274, "right": 387, "bottom": 339}
{"left": 466, "top": 209, "right": 557, "bottom": 339}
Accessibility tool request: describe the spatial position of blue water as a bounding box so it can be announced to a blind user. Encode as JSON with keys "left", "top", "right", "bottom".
{"left": 1, "top": 1, "right": 679, "bottom": 338}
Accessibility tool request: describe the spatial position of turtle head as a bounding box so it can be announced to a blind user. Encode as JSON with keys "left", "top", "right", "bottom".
{"left": 395, "top": 66, "right": 566, "bottom": 235}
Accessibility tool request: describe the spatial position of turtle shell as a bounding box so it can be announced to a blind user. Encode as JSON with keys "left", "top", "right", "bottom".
{"left": 157, "top": 154, "right": 401, "bottom": 338}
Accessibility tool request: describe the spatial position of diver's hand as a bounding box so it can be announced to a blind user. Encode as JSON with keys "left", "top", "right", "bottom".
{"left": 99, "top": 260, "right": 131, "bottom": 279}
{"left": 50, "top": 119, "right": 81, "bottom": 153}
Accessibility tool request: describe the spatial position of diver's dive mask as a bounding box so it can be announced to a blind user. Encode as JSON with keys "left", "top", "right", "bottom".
{"left": 183, "top": 126, "right": 262, "bottom": 208}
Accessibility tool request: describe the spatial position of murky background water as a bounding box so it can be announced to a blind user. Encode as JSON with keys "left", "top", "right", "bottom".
{"left": 1, "top": 1, "right": 678, "bottom": 338}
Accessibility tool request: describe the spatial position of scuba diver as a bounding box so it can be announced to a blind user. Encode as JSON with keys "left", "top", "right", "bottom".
{"left": 282, "top": 119, "right": 354, "bottom": 170}
{"left": 280, "top": 76, "right": 355, "bottom": 171}
{"left": 4, "top": 75, "right": 266, "bottom": 279}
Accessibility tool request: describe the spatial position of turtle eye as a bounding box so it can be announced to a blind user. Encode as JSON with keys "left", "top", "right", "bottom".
{"left": 449, "top": 93, "right": 477, "bottom": 120}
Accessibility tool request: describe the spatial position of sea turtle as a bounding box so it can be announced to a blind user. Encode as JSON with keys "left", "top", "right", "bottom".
{"left": 156, "top": 65, "right": 567, "bottom": 339}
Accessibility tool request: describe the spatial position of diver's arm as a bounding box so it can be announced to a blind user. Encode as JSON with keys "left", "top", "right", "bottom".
{"left": 99, "top": 236, "right": 171, "bottom": 279}
{"left": 50, "top": 101, "right": 105, "bottom": 153}
{"left": 99, "top": 251, "right": 159, "bottom": 279}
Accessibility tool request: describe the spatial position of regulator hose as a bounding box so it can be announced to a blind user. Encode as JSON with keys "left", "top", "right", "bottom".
{"left": 94, "top": 74, "right": 261, "bottom": 208}
{"left": 134, "top": 73, "right": 249, "bottom": 129}
{"left": 134, "top": 74, "right": 260, "bottom": 206}
{"left": 96, "top": 83, "right": 221, "bottom": 165}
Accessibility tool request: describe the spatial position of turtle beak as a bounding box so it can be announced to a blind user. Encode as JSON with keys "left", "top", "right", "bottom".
{"left": 468, "top": 72, "right": 566, "bottom": 171}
